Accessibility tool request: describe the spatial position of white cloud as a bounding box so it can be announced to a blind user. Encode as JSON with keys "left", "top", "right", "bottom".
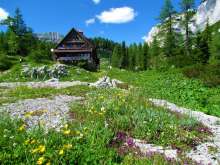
{"left": 96, "top": 7, "right": 137, "bottom": 24}
{"left": 85, "top": 18, "right": 96, "bottom": 26}
{"left": 0, "top": 7, "right": 9, "bottom": 21}
{"left": 92, "top": 0, "right": 101, "bottom": 5}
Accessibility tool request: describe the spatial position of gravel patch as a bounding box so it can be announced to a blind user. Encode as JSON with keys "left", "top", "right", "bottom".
{"left": 0, "top": 81, "right": 89, "bottom": 89}
{"left": 0, "top": 95, "right": 84, "bottom": 131}
{"left": 149, "top": 98, "right": 220, "bottom": 165}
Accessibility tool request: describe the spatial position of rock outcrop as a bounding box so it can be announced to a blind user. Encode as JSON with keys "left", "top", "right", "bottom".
{"left": 22, "top": 64, "right": 68, "bottom": 80}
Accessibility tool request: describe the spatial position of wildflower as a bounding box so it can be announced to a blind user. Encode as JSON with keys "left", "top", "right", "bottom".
{"left": 37, "top": 156, "right": 45, "bottom": 165}
{"left": 99, "top": 112, "right": 104, "bottom": 116}
{"left": 46, "top": 162, "right": 51, "bottom": 165}
{"left": 18, "top": 124, "right": 26, "bottom": 132}
{"left": 75, "top": 130, "right": 80, "bottom": 135}
{"left": 30, "top": 139, "right": 36, "bottom": 144}
{"left": 38, "top": 145, "right": 46, "bottom": 153}
{"left": 59, "top": 149, "right": 64, "bottom": 155}
{"left": 25, "top": 112, "right": 33, "bottom": 118}
{"left": 24, "top": 139, "right": 30, "bottom": 145}
{"left": 101, "top": 106, "right": 105, "bottom": 112}
{"left": 31, "top": 148, "right": 38, "bottom": 154}
{"left": 64, "top": 124, "right": 68, "bottom": 129}
{"left": 127, "top": 138, "right": 134, "bottom": 147}
{"left": 63, "top": 129, "right": 71, "bottom": 135}
{"left": 31, "top": 145, "right": 45, "bottom": 154}
{"left": 63, "top": 144, "right": 72, "bottom": 149}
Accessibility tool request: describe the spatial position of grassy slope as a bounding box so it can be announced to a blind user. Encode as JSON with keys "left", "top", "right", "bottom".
{"left": 1, "top": 59, "right": 219, "bottom": 117}
{"left": 107, "top": 68, "right": 220, "bottom": 117}
{"left": 0, "top": 60, "right": 218, "bottom": 164}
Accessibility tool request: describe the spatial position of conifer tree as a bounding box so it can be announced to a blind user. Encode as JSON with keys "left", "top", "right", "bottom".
{"left": 143, "top": 43, "right": 149, "bottom": 70}
{"left": 180, "top": 0, "right": 195, "bottom": 56}
{"left": 149, "top": 37, "right": 160, "bottom": 57}
{"left": 159, "top": 0, "right": 176, "bottom": 57}
{"left": 121, "top": 41, "right": 129, "bottom": 69}
{"left": 209, "top": 31, "right": 220, "bottom": 64}
{"left": 6, "top": 29, "right": 19, "bottom": 56}
{"left": 111, "top": 45, "right": 122, "bottom": 67}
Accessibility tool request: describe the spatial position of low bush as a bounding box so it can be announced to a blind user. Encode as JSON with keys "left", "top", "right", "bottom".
{"left": 183, "top": 64, "right": 220, "bottom": 87}
{"left": 0, "top": 52, "right": 13, "bottom": 71}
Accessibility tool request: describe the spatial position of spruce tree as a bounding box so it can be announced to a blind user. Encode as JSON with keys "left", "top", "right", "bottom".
{"left": 210, "top": 31, "right": 220, "bottom": 64}
{"left": 180, "top": 0, "right": 195, "bottom": 56}
{"left": 149, "top": 37, "right": 160, "bottom": 57}
{"left": 121, "top": 41, "right": 129, "bottom": 69}
{"left": 143, "top": 43, "right": 149, "bottom": 70}
{"left": 159, "top": 0, "right": 176, "bottom": 57}
{"left": 111, "top": 45, "right": 122, "bottom": 67}
{"left": 6, "top": 29, "right": 19, "bottom": 56}
{"left": 128, "top": 44, "right": 136, "bottom": 70}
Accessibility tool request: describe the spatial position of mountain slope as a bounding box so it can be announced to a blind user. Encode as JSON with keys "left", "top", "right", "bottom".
{"left": 145, "top": 0, "right": 220, "bottom": 44}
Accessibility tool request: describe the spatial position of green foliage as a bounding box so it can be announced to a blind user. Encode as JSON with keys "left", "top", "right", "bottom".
{"left": 28, "top": 41, "right": 54, "bottom": 63}
{"left": 6, "top": 29, "right": 19, "bottom": 56}
{"left": 108, "top": 68, "right": 220, "bottom": 117}
{"left": 209, "top": 31, "right": 220, "bottom": 64}
{"left": 111, "top": 45, "right": 122, "bottom": 68}
{"left": 180, "top": 0, "right": 195, "bottom": 56}
{"left": 183, "top": 64, "right": 220, "bottom": 87}
{"left": 0, "top": 52, "right": 13, "bottom": 71}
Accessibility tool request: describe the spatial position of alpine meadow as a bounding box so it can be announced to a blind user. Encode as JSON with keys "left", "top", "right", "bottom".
{"left": 0, "top": 0, "right": 220, "bottom": 164}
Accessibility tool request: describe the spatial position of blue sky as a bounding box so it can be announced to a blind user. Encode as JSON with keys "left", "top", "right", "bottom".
{"left": 0, "top": 0, "right": 200, "bottom": 44}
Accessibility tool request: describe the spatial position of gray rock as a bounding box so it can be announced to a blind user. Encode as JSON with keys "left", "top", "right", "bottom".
{"left": 0, "top": 95, "right": 84, "bottom": 131}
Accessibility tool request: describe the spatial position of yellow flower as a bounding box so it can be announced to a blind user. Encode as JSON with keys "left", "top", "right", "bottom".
{"left": 75, "top": 130, "right": 80, "bottom": 135}
{"left": 64, "top": 124, "right": 68, "bottom": 129}
{"left": 38, "top": 145, "right": 46, "bottom": 153}
{"left": 30, "top": 139, "right": 36, "bottom": 144}
{"left": 99, "top": 112, "right": 104, "bottom": 116}
{"left": 31, "top": 148, "right": 38, "bottom": 154}
{"left": 18, "top": 124, "right": 26, "bottom": 132}
{"left": 24, "top": 139, "right": 30, "bottom": 145}
{"left": 37, "top": 156, "right": 45, "bottom": 165}
{"left": 59, "top": 149, "right": 64, "bottom": 155}
{"left": 63, "top": 129, "right": 71, "bottom": 135}
{"left": 46, "top": 162, "right": 51, "bottom": 165}
{"left": 63, "top": 144, "right": 72, "bottom": 149}
{"left": 101, "top": 107, "right": 106, "bottom": 112}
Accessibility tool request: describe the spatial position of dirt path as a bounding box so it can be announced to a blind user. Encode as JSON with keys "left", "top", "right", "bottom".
{"left": 149, "top": 99, "right": 220, "bottom": 165}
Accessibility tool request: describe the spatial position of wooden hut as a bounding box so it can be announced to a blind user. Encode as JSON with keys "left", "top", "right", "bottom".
{"left": 52, "top": 28, "right": 99, "bottom": 69}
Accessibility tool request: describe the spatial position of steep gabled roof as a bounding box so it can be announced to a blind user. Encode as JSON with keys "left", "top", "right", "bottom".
{"left": 55, "top": 28, "right": 95, "bottom": 49}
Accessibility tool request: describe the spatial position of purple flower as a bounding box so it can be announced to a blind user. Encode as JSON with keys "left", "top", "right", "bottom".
{"left": 146, "top": 151, "right": 153, "bottom": 157}
{"left": 116, "top": 132, "right": 127, "bottom": 141}
{"left": 127, "top": 137, "right": 134, "bottom": 147}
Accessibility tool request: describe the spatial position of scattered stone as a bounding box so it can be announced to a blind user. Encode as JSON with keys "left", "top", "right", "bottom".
{"left": 133, "top": 139, "right": 178, "bottom": 161}
{"left": 22, "top": 64, "right": 68, "bottom": 80}
{"left": 0, "top": 95, "right": 84, "bottom": 131}
{"left": 90, "top": 76, "right": 127, "bottom": 89}
{"left": 149, "top": 98, "right": 220, "bottom": 165}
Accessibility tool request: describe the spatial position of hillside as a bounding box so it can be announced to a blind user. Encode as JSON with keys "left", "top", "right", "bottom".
{"left": 0, "top": 59, "right": 220, "bottom": 164}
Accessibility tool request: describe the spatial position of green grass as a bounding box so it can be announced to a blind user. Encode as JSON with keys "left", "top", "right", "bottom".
{"left": 0, "top": 58, "right": 219, "bottom": 164}
{"left": 0, "top": 87, "right": 208, "bottom": 164}
{"left": 0, "top": 85, "right": 94, "bottom": 105}
{"left": 107, "top": 68, "right": 220, "bottom": 117}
